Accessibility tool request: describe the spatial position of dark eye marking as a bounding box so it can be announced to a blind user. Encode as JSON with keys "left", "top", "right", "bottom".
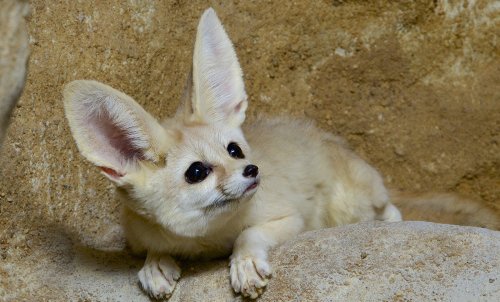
{"left": 227, "top": 142, "right": 245, "bottom": 159}
{"left": 185, "top": 161, "right": 211, "bottom": 184}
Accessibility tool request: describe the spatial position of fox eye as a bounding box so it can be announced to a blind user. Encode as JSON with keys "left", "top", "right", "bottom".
{"left": 185, "top": 161, "right": 211, "bottom": 184}
{"left": 227, "top": 142, "right": 245, "bottom": 159}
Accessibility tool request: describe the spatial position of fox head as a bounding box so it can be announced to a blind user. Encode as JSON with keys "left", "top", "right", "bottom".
{"left": 63, "top": 8, "right": 259, "bottom": 237}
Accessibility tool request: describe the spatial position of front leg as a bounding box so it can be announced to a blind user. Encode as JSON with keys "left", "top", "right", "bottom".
{"left": 230, "top": 215, "right": 304, "bottom": 299}
{"left": 138, "top": 252, "right": 181, "bottom": 300}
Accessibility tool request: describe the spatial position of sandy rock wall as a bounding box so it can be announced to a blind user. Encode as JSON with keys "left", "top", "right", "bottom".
{"left": 0, "top": 0, "right": 29, "bottom": 147}
{"left": 0, "top": 0, "right": 499, "bottom": 300}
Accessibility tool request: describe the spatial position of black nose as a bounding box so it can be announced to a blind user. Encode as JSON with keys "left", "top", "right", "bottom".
{"left": 243, "top": 165, "right": 259, "bottom": 178}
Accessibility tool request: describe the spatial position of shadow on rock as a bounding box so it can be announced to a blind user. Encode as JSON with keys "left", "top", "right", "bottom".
{"left": 31, "top": 223, "right": 149, "bottom": 301}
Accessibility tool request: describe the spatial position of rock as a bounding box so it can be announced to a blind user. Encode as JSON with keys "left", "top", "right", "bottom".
{"left": 169, "top": 222, "right": 500, "bottom": 301}
{"left": 5, "top": 222, "right": 498, "bottom": 301}
{"left": 0, "top": 0, "right": 30, "bottom": 147}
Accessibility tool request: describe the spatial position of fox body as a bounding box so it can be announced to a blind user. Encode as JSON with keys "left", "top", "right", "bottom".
{"left": 63, "top": 8, "right": 496, "bottom": 300}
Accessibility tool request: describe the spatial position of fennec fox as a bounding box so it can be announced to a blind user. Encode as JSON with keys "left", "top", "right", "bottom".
{"left": 63, "top": 8, "right": 497, "bottom": 300}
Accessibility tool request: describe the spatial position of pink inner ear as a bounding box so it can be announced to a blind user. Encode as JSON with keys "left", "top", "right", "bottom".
{"left": 84, "top": 102, "right": 146, "bottom": 168}
{"left": 99, "top": 166, "right": 124, "bottom": 178}
{"left": 233, "top": 100, "right": 243, "bottom": 113}
{"left": 94, "top": 109, "right": 145, "bottom": 161}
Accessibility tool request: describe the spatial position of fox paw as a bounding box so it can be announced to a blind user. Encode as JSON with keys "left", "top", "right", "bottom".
{"left": 138, "top": 254, "right": 181, "bottom": 300}
{"left": 230, "top": 256, "right": 272, "bottom": 299}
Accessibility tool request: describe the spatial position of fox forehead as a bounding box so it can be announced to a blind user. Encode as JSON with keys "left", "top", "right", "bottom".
{"left": 167, "top": 124, "right": 249, "bottom": 165}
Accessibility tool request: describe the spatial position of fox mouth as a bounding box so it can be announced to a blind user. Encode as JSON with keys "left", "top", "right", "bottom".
{"left": 244, "top": 180, "right": 259, "bottom": 194}
{"left": 205, "top": 180, "right": 259, "bottom": 212}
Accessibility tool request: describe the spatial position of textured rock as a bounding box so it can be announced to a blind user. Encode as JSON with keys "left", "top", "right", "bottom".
{"left": 170, "top": 222, "right": 500, "bottom": 302}
{"left": 0, "top": 0, "right": 29, "bottom": 147}
{"left": 2, "top": 222, "right": 499, "bottom": 301}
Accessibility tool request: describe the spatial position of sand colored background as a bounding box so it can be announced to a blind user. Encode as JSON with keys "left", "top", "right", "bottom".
{"left": 0, "top": 0, "right": 499, "bottom": 299}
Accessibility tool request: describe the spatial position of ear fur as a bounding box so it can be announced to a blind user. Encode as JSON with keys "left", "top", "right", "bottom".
{"left": 63, "top": 80, "right": 168, "bottom": 182}
{"left": 184, "top": 8, "right": 248, "bottom": 127}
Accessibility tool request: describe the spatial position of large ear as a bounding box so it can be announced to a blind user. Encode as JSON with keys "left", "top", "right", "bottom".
{"left": 184, "top": 8, "right": 247, "bottom": 127}
{"left": 63, "top": 80, "right": 168, "bottom": 183}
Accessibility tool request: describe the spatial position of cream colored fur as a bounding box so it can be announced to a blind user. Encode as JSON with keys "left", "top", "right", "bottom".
{"left": 63, "top": 8, "right": 405, "bottom": 300}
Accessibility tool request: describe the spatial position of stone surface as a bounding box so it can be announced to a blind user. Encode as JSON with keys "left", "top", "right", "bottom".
{"left": 0, "top": 0, "right": 29, "bottom": 147}
{"left": 171, "top": 222, "right": 500, "bottom": 302}
{"left": 1, "top": 1, "right": 499, "bottom": 301}
{"left": 2, "top": 222, "right": 500, "bottom": 301}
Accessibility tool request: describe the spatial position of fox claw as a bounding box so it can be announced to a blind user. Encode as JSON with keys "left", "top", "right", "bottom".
{"left": 230, "top": 256, "right": 272, "bottom": 299}
{"left": 138, "top": 254, "right": 181, "bottom": 300}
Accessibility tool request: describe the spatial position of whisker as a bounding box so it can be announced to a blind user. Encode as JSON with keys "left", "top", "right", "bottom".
{"left": 204, "top": 190, "right": 239, "bottom": 213}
